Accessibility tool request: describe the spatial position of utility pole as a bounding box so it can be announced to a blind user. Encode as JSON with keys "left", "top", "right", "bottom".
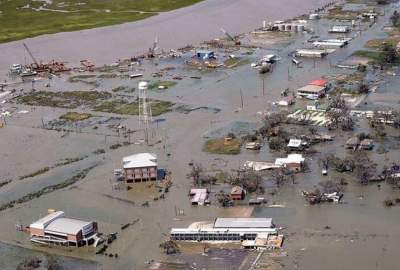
{"left": 240, "top": 89, "right": 244, "bottom": 109}
{"left": 262, "top": 77, "right": 265, "bottom": 96}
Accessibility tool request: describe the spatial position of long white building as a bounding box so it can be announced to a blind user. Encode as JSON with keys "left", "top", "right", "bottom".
{"left": 170, "top": 218, "right": 277, "bottom": 242}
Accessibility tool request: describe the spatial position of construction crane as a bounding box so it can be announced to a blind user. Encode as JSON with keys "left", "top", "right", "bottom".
{"left": 147, "top": 36, "right": 159, "bottom": 58}
{"left": 220, "top": 28, "right": 241, "bottom": 45}
{"left": 23, "top": 43, "right": 38, "bottom": 65}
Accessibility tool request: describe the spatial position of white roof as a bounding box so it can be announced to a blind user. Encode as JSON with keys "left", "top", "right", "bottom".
{"left": 45, "top": 218, "right": 92, "bottom": 235}
{"left": 296, "top": 49, "right": 326, "bottom": 54}
{"left": 30, "top": 211, "right": 65, "bottom": 230}
{"left": 287, "top": 139, "right": 302, "bottom": 148}
{"left": 190, "top": 189, "right": 208, "bottom": 204}
{"left": 298, "top": 84, "right": 326, "bottom": 93}
{"left": 123, "top": 153, "right": 157, "bottom": 168}
{"left": 214, "top": 218, "right": 274, "bottom": 228}
{"left": 171, "top": 227, "right": 277, "bottom": 234}
{"left": 244, "top": 161, "right": 281, "bottom": 171}
{"left": 331, "top": 25, "right": 349, "bottom": 30}
{"left": 275, "top": 154, "right": 304, "bottom": 166}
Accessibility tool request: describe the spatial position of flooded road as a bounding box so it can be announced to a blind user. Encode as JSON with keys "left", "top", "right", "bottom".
{"left": 0, "top": 0, "right": 333, "bottom": 79}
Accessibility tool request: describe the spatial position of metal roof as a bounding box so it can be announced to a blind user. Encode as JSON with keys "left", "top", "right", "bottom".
{"left": 45, "top": 218, "right": 92, "bottom": 235}
{"left": 123, "top": 153, "right": 157, "bottom": 169}
{"left": 297, "top": 84, "right": 326, "bottom": 93}
{"left": 287, "top": 139, "right": 302, "bottom": 148}
{"left": 275, "top": 154, "right": 304, "bottom": 166}
{"left": 30, "top": 211, "right": 65, "bottom": 230}
{"left": 309, "top": 79, "right": 328, "bottom": 87}
{"left": 214, "top": 218, "right": 274, "bottom": 229}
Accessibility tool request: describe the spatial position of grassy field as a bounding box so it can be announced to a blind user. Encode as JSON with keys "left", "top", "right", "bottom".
{"left": 352, "top": 50, "right": 383, "bottom": 62}
{"left": 60, "top": 112, "right": 92, "bottom": 121}
{"left": 94, "top": 99, "right": 174, "bottom": 116}
{"left": 0, "top": 0, "right": 204, "bottom": 43}
{"left": 203, "top": 138, "right": 242, "bottom": 155}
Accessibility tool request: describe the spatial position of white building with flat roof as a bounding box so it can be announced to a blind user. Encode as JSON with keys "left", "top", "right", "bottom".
{"left": 170, "top": 218, "right": 277, "bottom": 242}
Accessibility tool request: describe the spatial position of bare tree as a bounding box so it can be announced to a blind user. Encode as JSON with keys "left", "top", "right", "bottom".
{"left": 326, "top": 95, "right": 354, "bottom": 131}
{"left": 187, "top": 163, "right": 203, "bottom": 186}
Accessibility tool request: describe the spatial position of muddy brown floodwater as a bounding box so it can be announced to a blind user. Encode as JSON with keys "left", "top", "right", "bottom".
{"left": 0, "top": 0, "right": 333, "bottom": 79}
{"left": 1, "top": 1, "right": 400, "bottom": 270}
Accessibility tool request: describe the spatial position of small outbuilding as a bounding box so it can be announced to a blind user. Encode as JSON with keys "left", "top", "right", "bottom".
{"left": 297, "top": 85, "right": 326, "bottom": 99}
{"left": 329, "top": 25, "right": 350, "bottom": 33}
{"left": 196, "top": 50, "right": 215, "bottom": 60}
{"left": 190, "top": 188, "right": 210, "bottom": 206}
{"left": 360, "top": 139, "right": 374, "bottom": 150}
{"left": 346, "top": 137, "right": 360, "bottom": 149}
{"left": 231, "top": 186, "right": 246, "bottom": 200}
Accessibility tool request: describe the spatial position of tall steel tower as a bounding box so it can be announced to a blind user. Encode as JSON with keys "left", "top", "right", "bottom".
{"left": 138, "top": 81, "right": 153, "bottom": 144}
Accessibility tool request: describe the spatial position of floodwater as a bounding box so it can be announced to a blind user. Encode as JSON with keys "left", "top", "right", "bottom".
{"left": 0, "top": 0, "right": 333, "bottom": 80}
{"left": 0, "top": 242, "right": 99, "bottom": 270}
{"left": 1, "top": 1, "right": 400, "bottom": 270}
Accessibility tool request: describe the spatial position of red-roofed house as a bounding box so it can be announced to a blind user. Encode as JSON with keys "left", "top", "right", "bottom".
{"left": 309, "top": 79, "right": 328, "bottom": 87}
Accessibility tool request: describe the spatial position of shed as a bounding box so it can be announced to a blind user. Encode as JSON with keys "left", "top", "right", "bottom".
{"left": 230, "top": 186, "right": 246, "bottom": 200}
{"left": 196, "top": 50, "right": 215, "bottom": 59}
{"left": 278, "top": 96, "right": 295, "bottom": 106}
{"left": 287, "top": 139, "right": 303, "bottom": 150}
{"left": 360, "top": 139, "right": 374, "bottom": 150}
{"left": 346, "top": 137, "right": 360, "bottom": 149}
{"left": 329, "top": 25, "right": 350, "bottom": 33}
{"left": 297, "top": 85, "right": 326, "bottom": 99}
{"left": 295, "top": 49, "right": 327, "bottom": 58}
{"left": 190, "top": 188, "right": 209, "bottom": 206}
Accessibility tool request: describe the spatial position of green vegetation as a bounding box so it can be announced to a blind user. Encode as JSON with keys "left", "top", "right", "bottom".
{"left": 94, "top": 99, "right": 174, "bottom": 116}
{"left": 0, "top": 166, "right": 96, "bottom": 212}
{"left": 68, "top": 75, "right": 99, "bottom": 86}
{"left": 203, "top": 138, "right": 242, "bottom": 155}
{"left": 16, "top": 90, "right": 111, "bottom": 108}
{"left": 19, "top": 167, "right": 50, "bottom": 180}
{"left": 97, "top": 73, "right": 118, "bottom": 79}
{"left": 93, "top": 148, "right": 106, "bottom": 155}
{"left": 223, "top": 58, "right": 251, "bottom": 68}
{"left": 327, "top": 6, "right": 361, "bottom": 20}
{"left": 60, "top": 112, "right": 92, "bottom": 121}
{"left": 352, "top": 50, "right": 384, "bottom": 62}
{"left": 112, "top": 86, "right": 130, "bottom": 93}
{"left": 0, "top": 179, "right": 12, "bottom": 189}
{"left": 148, "top": 80, "right": 177, "bottom": 90}
{"left": 0, "top": 0, "right": 204, "bottom": 43}
{"left": 55, "top": 156, "right": 87, "bottom": 167}
{"left": 109, "top": 143, "right": 123, "bottom": 150}
{"left": 354, "top": 44, "right": 400, "bottom": 65}
{"left": 68, "top": 74, "right": 97, "bottom": 83}
{"left": 365, "top": 38, "right": 400, "bottom": 49}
